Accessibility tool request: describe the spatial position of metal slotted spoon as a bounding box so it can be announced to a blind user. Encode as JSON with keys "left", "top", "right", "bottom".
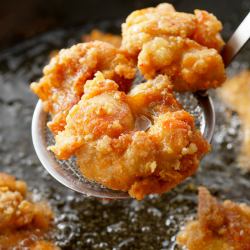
{"left": 32, "top": 12, "right": 250, "bottom": 199}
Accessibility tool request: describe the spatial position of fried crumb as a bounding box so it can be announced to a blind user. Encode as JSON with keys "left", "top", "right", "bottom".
{"left": 177, "top": 187, "right": 250, "bottom": 250}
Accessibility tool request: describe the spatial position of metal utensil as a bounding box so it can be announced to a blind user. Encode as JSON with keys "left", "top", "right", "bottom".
{"left": 222, "top": 12, "right": 250, "bottom": 67}
{"left": 32, "top": 13, "right": 250, "bottom": 199}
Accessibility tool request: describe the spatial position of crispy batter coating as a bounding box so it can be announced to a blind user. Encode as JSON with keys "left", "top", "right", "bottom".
{"left": 193, "top": 10, "right": 225, "bottom": 52}
{"left": 218, "top": 71, "right": 250, "bottom": 171}
{"left": 49, "top": 72, "right": 134, "bottom": 159}
{"left": 122, "top": 3, "right": 195, "bottom": 56}
{"left": 49, "top": 73, "right": 209, "bottom": 199}
{"left": 122, "top": 3, "right": 225, "bottom": 91}
{"left": 0, "top": 172, "right": 58, "bottom": 249}
{"left": 177, "top": 187, "right": 250, "bottom": 250}
{"left": 83, "top": 29, "right": 122, "bottom": 48}
{"left": 121, "top": 3, "right": 224, "bottom": 57}
{"left": 31, "top": 41, "right": 135, "bottom": 134}
{"left": 138, "top": 37, "right": 225, "bottom": 91}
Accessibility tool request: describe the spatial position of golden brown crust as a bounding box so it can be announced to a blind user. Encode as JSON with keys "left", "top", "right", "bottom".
{"left": 49, "top": 73, "right": 210, "bottom": 200}
{"left": 121, "top": 3, "right": 224, "bottom": 57}
{"left": 138, "top": 36, "right": 225, "bottom": 91}
{"left": 193, "top": 10, "right": 224, "bottom": 52}
{"left": 31, "top": 41, "right": 135, "bottom": 134}
{"left": 82, "top": 29, "right": 122, "bottom": 48}
{"left": 177, "top": 187, "right": 250, "bottom": 250}
{"left": 121, "top": 3, "right": 196, "bottom": 56}
{"left": 0, "top": 172, "right": 27, "bottom": 196}
{"left": 49, "top": 72, "right": 135, "bottom": 159}
{"left": 0, "top": 172, "right": 56, "bottom": 249}
{"left": 121, "top": 3, "right": 225, "bottom": 91}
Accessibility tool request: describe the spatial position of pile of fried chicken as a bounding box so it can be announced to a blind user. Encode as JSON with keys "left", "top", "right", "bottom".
{"left": 31, "top": 3, "right": 226, "bottom": 200}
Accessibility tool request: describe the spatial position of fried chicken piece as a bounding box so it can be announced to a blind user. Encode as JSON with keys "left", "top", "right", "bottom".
{"left": 49, "top": 72, "right": 135, "bottom": 159}
{"left": 121, "top": 3, "right": 224, "bottom": 57}
{"left": 31, "top": 41, "right": 135, "bottom": 134}
{"left": 49, "top": 73, "right": 209, "bottom": 200}
{"left": 177, "top": 187, "right": 250, "bottom": 250}
{"left": 83, "top": 29, "right": 122, "bottom": 48}
{"left": 138, "top": 37, "right": 225, "bottom": 91}
{"left": 0, "top": 171, "right": 27, "bottom": 195}
{"left": 218, "top": 71, "right": 250, "bottom": 171}
{"left": 193, "top": 10, "right": 225, "bottom": 52}
{"left": 122, "top": 3, "right": 225, "bottom": 91}
{"left": 0, "top": 172, "right": 57, "bottom": 249}
{"left": 0, "top": 174, "right": 52, "bottom": 231}
{"left": 122, "top": 3, "right": 195, "bottom": 56}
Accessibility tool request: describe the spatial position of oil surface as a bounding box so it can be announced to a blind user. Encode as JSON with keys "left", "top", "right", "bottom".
{"left": 0, "top": 17, "right": 250, "bottom": 250}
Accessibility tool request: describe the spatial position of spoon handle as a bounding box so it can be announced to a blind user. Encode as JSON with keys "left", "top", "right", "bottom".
{"left": 222, "top": 12, "right": 250, "bottom": 67}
